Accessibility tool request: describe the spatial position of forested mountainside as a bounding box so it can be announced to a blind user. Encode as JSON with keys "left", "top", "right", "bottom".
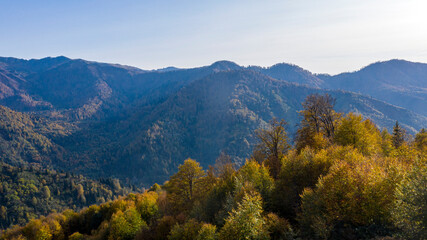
{"left": 0, "top": 105, "right": 75, "bottom": 166}
{"left": 58, "top": 70, "right": 427, "bottom": 184}
{"left": 1, "top": 57, "right": 427, "bottom": 186}
{"left": 316, "top": 59, "right": 427, "bottom": 116}
{"left": 0, "top": 163, "right": 139, "bottom": 229}
{"left": 2, "top": 99, "right": 426, "bottom": 239}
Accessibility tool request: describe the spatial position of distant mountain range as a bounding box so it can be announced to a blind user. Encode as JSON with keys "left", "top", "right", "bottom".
{"left": 1, "top": 56, "right": 426, "bottom": 185}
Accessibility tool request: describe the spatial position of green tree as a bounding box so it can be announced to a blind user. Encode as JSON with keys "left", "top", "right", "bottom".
{"left": 42, "top": 186, "right": 51, "bottom": 199}
{"left": 393, "top": 163, "right": 427, "bottom": 239}
{"left": 168, "top": 158, "right": 206, "bottom": 212}
{"left": 272, "top": 146, "right": 347, "bottom": 220}
{"left": 168, "top": 219, "right": 202, "bottom": 240}
{"left": 264, "top": 213, "right": 294, "bottom": 240}
{"left": 136, "top": 191, "right": 159, "bottom": 222}
{"left": 380, "top": 128, "right": 394, "bottom": 156}
{"left": 238, "top": 160, "right": 274, "bottom": 204}
{"left": 218, "top": 193, "right": 269, "bottom": 240}
{"left": 254, "top": 118, "right": 290, "bottom": 179}
{"left": 196, "top": 224, "right": 217, "bottom": 240}
{"left": 334, "top": 113, "right": 381, "bottom": 155}
{"left": 109, "top": 208, "right": 146, "bottom": 240}
{"left": 392, "top": 121, "right": 406, "bottom": 148}
{"left": 414, "top": 128, "right": 427, "bottom": 153}
{"left": 298, "top": 157, "right": 403, "bottom": 239}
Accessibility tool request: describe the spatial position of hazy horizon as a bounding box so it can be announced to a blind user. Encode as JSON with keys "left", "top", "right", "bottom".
{"left": 2, "top": 0, "right": 427, "bottom": 74}
{"left": 3, "top": 55, "right": 423, "bottom": 75}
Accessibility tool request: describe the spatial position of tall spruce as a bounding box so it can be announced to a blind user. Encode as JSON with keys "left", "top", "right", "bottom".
{"left": 392, "top": 121, "right": 406, "bottom": 148}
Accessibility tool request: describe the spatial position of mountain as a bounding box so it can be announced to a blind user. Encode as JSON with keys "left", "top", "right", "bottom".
{"left": 249, "top": 63, "right": 324, "bottom": 87}
{"left": 0, "top": 57, "right": 426, "bottom": 186}
{"left": 317, "top": 59, "right": 427, "bottom": 116}
{"left": 52, "top": 70, "right": 427, "bottom": 184}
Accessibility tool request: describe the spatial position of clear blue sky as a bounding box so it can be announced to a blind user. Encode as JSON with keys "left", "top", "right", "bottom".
{"left": 1, "top": 0, "right": 427, "bottom": 74}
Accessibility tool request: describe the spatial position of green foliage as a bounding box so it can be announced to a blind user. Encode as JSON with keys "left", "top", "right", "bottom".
{"left": 0, "top": 163, "right": 136, "bottom": 228}
{"left": 264, "top": 213, "right": 294, "bottom": 240}
{"left": 68, "top": 232, "right": 84, "bottom": 240}
{"left": 414, "top": 128, "right": 427, "bottom": 153}
{"left": 238, "top": 160, "right": 274, "bottom": 205}
{"left": 2, "top": 107, "right": 426, "bottom": 240}
{"left": 196, "top": 223, "right": 217, "bottom": 240}
{"left": 298, "top": 157, "right": 404, "bottom": 239}
{"left": 0, "top": 105, "right": 75, "bottom": 166}
{"left": 167, "top": 158, "right": 207, "bottom": 213}
{"left": 168, "top": 219, "right": 203, "bottom": 240}
{"left": 136, "top": 191, "right": 159, "bottom": 222}
{"left": 218, "top": 193, "right": 269, "bottom": 240}
{"left": 272, "top": 146, "right": 339, "bottom": 220}
{"left": 334, "top": 113, "right": 382, "bottom": 155}
{"left": 393, "top": 162, "right": 427, "bottom": 239}
{"left": 380, "top": 129, "right": 394, "bottom": 156}
{"left": 109, "top": 208, "right": 146, "bottom": 240}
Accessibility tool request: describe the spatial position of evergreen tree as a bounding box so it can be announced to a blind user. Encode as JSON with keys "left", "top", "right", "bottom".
{"left": 392, "top": 121, "right": 406, "bottom": 148}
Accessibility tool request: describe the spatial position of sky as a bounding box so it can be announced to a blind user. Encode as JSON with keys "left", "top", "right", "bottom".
{"left": 1, "top": 0, "right": 427, "bottom": 74}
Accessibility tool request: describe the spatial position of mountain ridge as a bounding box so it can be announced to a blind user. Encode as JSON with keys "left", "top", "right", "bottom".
{"left": 1, "top": 56, "right": 426, "bottom": 185}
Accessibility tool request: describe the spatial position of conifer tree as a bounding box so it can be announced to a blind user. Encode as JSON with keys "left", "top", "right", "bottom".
{"left": 392, "top": 121, "right": 405, "bottom": 148}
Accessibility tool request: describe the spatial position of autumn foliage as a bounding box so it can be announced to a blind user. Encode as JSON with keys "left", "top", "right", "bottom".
{"left": 1, "top": 94, "right": 426, "bottom": 240}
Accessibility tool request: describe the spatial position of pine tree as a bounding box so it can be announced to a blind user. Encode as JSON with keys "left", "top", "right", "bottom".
{"left": 392, "top": 121, "right": 405, "bottom": 148}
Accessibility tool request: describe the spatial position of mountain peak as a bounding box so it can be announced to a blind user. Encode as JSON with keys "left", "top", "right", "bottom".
{"left": 209, "top": 60, "right": 242, "bottom": 71}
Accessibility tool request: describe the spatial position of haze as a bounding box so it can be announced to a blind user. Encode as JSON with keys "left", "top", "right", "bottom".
{"left": 1, "top": 0, "right": 427, "bottom": 74}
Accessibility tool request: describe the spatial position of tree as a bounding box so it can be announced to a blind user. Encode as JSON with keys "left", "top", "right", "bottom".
{"left": 218, "top": 193, "right": 269, "bottom": 240}
{"left": 196, "top": 224, "right": 217, "bottom": 240}
{"left": 214, "top": 152, "right": 235, "bottom": 179}
{"left": 238, "top": 160, "right": 274, "bottom": 207}
{"left": 295, "top": 94, "right": 340, "bottom": 151}
{"left": 42, "top": 186, "right": 51, "bottom": 199}
{"left": 168, "top": 219, "right": 203, "bottom": 240}
{"left": 393, "top": 163, "right": 427, "bottom": 239}
{"left": 414, "top": 128, "right": 427, "bottom": 153}
{"left": 334, "top": 113, "right": 381, "bottom": 155}
{"left": 392, "top": 121, "right": 406, "bottom": 148}
{"left": 380, "top": 129, "right": 394, "bottom": 156}
{"left": 254, "top": 118, "right": 290, "bottom": 179}
{"left": 298, "top": 157, "right": 402, "bottom": 239}
{"left": 265, "top": 213, "right": 294, "bottom": 240}
{"left": 168, "top": 158, "right": 206, "bottom": 212}
{"left": 109, "top": 208, "right": 146, "bottom": 240}
{"left": 136, "top": 191, "right": 159, "bottom": 223}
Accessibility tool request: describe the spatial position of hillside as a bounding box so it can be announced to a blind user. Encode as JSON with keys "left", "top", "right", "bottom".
{"left": 1, "top": 57, "right": 427, "bottom": 186}
{"left": 317, "top": 59, "right": 427, "bottom": 116}
{"left": 0, "top": 105, "right": 75, "bottom": 166}
{"left": 57, "top": 70, "right": 427, "bottom": 184}
{"left": 0, "top": 162, "right": 139, "bottom": 229}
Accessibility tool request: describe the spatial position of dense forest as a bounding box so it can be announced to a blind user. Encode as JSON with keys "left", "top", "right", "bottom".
{"left": 0, "top": 163, "right": 139, "bottom": 229}
{"left": 1, "top": 57, "right": 427, "bottom": 186}
{"left": 1, "top": 94, "right": 426, "bottom": 240}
